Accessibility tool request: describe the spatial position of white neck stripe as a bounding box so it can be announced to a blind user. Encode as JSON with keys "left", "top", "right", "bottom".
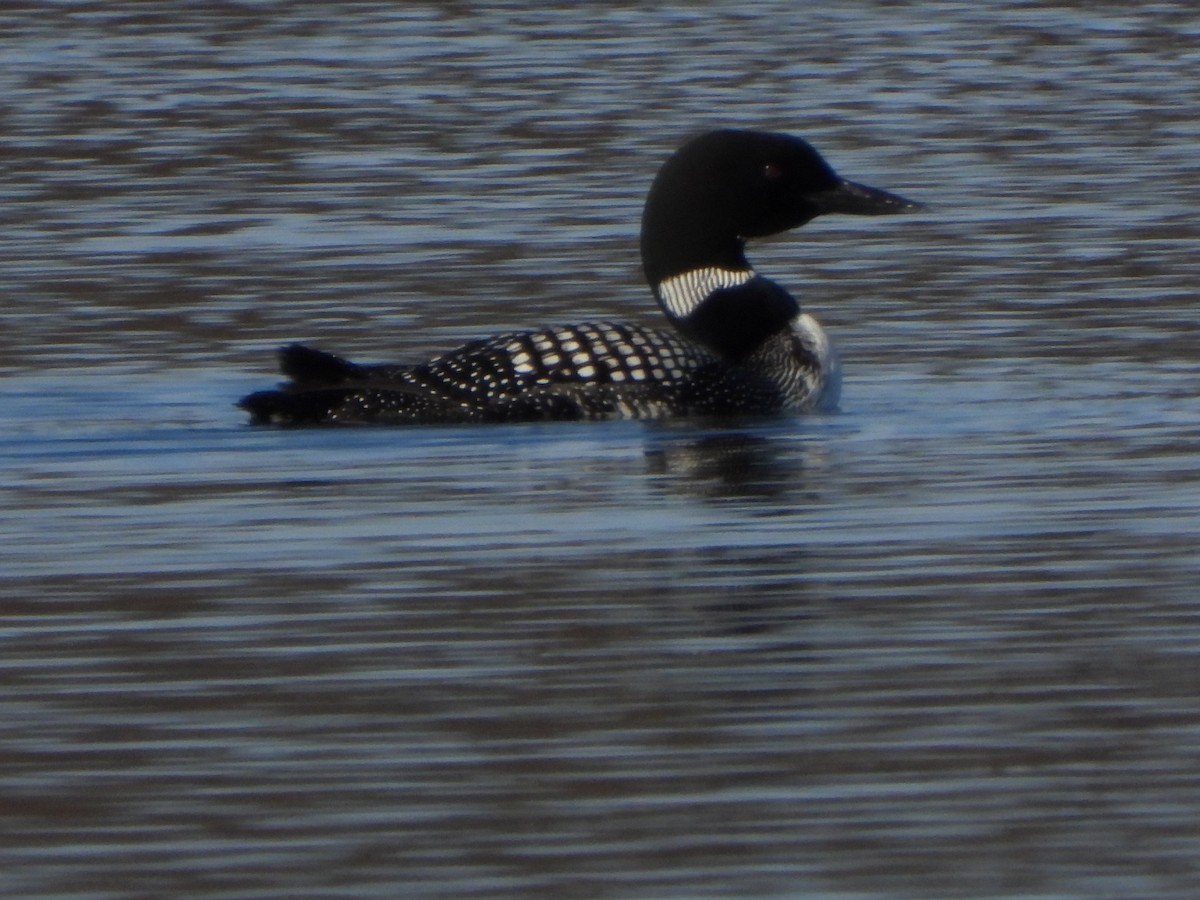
{"left": 655, "top": 267, "right": 756, "bottom": 320}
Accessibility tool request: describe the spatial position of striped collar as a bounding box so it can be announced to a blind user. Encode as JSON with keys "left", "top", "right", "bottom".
{"left": 654, "top": 267, "right": 756, "bottom": 320}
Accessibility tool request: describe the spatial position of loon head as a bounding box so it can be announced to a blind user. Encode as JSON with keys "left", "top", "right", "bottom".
{"left": 639, "top": 129, "right": 921, "bottom": 358}
{"left": 639, "top": 129, "right": 921, "bottom": 286}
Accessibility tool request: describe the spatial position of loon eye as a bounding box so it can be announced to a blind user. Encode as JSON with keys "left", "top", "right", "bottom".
{"left": 761, "top": 162, "right": 783, "bottom": 180}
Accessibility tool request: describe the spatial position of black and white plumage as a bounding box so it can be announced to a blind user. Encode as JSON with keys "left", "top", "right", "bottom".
{"left": 242, "top": 322, "right": 794, "bottom": 424}
{"left": 239, "top": 129, "right": 920, "bottom": 426}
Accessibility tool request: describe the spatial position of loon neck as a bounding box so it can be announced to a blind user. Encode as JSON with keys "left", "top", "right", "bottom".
{"left": 651, "top": 266, "right": 801, "bottom": 362}
{"left": 640, "top": 199, "right": 750, "bottom": 289}
{"left": 639, "top": 162, "right": 803, "bottom": 362}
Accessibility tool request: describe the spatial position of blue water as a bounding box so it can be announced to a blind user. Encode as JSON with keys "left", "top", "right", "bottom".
{"left": 2, "top": 3, "right": 1199, "bottom": 897}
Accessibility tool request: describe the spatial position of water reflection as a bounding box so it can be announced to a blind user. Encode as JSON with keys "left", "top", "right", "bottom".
{"left": 644, "top": 430, "right": 809, "bottom": 501}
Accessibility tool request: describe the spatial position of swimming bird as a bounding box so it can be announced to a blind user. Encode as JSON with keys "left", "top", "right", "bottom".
{"left": 238, "top": 129, "right": 920, "bottom": 425}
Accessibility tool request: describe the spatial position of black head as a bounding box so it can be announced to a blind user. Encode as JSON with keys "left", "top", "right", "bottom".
{"left": 640, "top": 129, "right": 922, "bottom": 285}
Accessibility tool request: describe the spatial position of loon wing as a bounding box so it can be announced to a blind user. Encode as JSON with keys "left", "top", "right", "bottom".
{"left": 237, "top": 323, "right": 776, "bottom": 426}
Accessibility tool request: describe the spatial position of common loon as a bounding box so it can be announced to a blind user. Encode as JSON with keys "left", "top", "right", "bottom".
{"left": 239, "top": 129, "right": 920, "bottom": 425}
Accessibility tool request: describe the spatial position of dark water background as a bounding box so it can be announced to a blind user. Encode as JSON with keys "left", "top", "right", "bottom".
{"left": 2, "top": 2, "right": 1199, "bottom": 897}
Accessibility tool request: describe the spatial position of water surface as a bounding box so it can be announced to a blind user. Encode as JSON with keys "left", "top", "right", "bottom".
{"left": 2, "top": 3, "right": 1199, "bottom": 897}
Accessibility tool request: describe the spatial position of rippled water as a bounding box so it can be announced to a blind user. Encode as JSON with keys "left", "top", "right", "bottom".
{"left": 2, "top": 3, "right": 1199, "bottom": 897}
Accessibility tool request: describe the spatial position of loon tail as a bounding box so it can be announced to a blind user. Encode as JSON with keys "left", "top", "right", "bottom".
{"left": 238, "top": 343, "right": 455, "bottom": 425}
{"left": 278, "top": 343, "right": 363, "bottom": 385}
{"left": 238, "top": 343, "right": 372, "bottom": 425}
{"left": 237, "top": 385, "right": 361, "bottom": 425}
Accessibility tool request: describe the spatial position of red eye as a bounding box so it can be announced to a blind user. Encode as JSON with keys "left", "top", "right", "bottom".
{"left": 762, "top": 162, "right": 783, "bottom": 179}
